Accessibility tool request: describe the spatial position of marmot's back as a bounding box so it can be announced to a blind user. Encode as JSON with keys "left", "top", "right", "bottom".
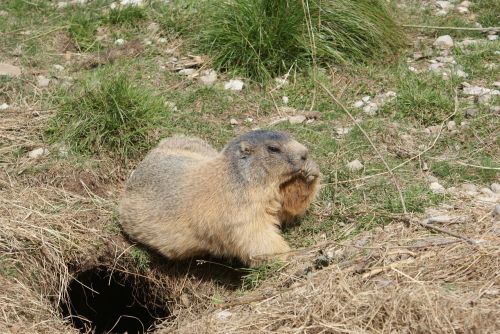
{"left": 119, "top": 131, "right": 320, "bottom": 266}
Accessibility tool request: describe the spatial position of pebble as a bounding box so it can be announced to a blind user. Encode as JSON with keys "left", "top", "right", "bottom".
{"left": 114, "top": 38, "right": 125, "bottom": 46}
{"left": 347, "top": 159, "right": 364, "bottom": 172}
{"left": 446, "top": 120, "right": 456, "bottom": 131}
{"left": 491, "top": 183, "right": 500, "bottom": 194}
{"left": 28, "top": 148, "right": 49, "bottom": 159}
{"left": 224, "top": 79, "right": 244, "bottom": 91}
{"left": 282, "top": 96, "right": 289, "bottom": 105}
{"left": 433, "top": 35, "right": 454, "bottom": 49}
{"left": 479, "top": 187, "right": 495, "bottom": 196}
{"left": 362, "top": 96, "right": 371, "bottom": 103}
{"left": 490, "top": 106, "right": 500, "bottom": 115}
{"left": 487, "top": 35, "right": 498, "bottom": 41}
{"left": 198, "top": 69, "right": 217, "bottom": 85}
{"left": 157, "top": 37, "right": 168, "bottom": 44}
{"left": 120, "top": 0, "right": 144, "bottom": 6}
{"left": 37, "top": 75, "right": 50, "bottom": 87}
{"left": 430, "top": 182, "right": 445, "bottom": 194}
{"left": 178, "top": 68, "right": 195, "bottom": 76}
{"left": 456, "top": 6, "right": 468, "bottom": 14}
{"left": 244, "top": 117, "right": 253, "bottom": 123}
{"left": 0, "top": 103, "right": 9, "bottom": 110}
{"left": 464, "top": 108, "right": 478, "bottom": 118}
{"left": 463, "top": 86, "right": 496, "bottom": 96}
{"left": 229, "top": 118, "right": 239, "bottom": 126}
{"left": 436, "top": 1, "right": 452, "bottom": 10}
{"left": 362, "top": 102, "right": 378, "bottom": 115}
{"left": 288, "top": 115, "right": 306, "bottom": 124}
{"left": 461, "top": 183, "right": 477, "bottom": 193}
{"left": 353, "top": 100, "right": 364, "bottom": 108}
{"left": 53, "top": 64, "right": 64, "bottom": 71}
{"left": 215, "top": 310, "right": 232, "bottom": 321}
{"left": 0, "top": 63, "right": 21, "bottom": 77}
{"left": 494, "top": 204, "right": 500, "bottom": 217}
{"left": 335, "top": 127, "right": 351, "bottom": 136}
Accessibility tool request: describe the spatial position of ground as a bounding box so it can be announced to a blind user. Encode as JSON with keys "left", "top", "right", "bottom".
{"left": 0, "top": 0, "right": 499, "bottom": 333}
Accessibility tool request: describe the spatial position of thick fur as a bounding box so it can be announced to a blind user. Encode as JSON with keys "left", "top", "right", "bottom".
{"left": 119, "top": 131, "right": 320, "bottom": 266}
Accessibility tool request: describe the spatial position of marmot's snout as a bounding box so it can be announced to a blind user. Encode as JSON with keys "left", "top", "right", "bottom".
{"left": 287, "top": 141, "right": 309, "bottom": 173}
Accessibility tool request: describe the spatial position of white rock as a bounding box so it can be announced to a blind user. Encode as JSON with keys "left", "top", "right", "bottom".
{"left": 408, "top": 66, "right": 418, "bottom": 73}
{"left": 143, "top": 39, "right": 152, "bottom": 46}
{"left": 487, "top": 35, "right": 498, "bottom": 41}
{"left": 436, "top": 9, "right": 448, "bottom": 16}
{"left": 347, "top": 159, "right": 364, "bottom": 172}
{"left": 53, "top": 64, "right": 64, "bottom": 71}
{"left": 229, "top": 118, "right": 239, "bottom": 126}
{"left": 491, "top": 183, "right": 500, "bottom": 194}
{"left": 224, "top": 79, "right": 244, "bottom": 91}
{"left": 461, "top": 183, "right": 477, "bottom": 193}
{"left": 362, "top": 96, "right": 371, "bottom": 103}
{"left": 0, "top": 63, "right": 21, "bottom": 77}
{"left": 427, "top": 175, "right": 439, "bottom": 183}
{"left": 433, "top": 35, "right": 454, "bottom": 49}
{"left": 274, "top": 77, "right": 289, "bottom": 86}
{"left": 282, "top": 96, "right": 289, "bottom": 105}
{"left": 493, "top": 82, "right": 500, "bottom": 88}
{"left": 157, "top": 37, "right": 168, "bottom": 44}
{"left": 198, "top": 70, "right": 217, "bottom": 85}
{"left": 244, "top": 117, "right": 253, "bottom": 123}
{"left": 463, "top": 86, "right": 491, "bottom": 96}
{"left": 178, "top": 68, "right": 195, "bottom": 76}
{"left": 362, "top": 102, "right": 378, "bottom": 115}
{"left": 353, "top": 100, "right": 364, "bottom": 108}
{"left": 436, "top": 1, "right": 452, "bottom": 10}
{"left": 28, "top": 148, "right": 49, "bottom": 159}
{"left": 459, "top": 1, "right": 471, "bottom": 8}
{"left": 37, "top": 75, "right": 50, "bottom": 87}
{"left": 114, "top": 38, "right": 125, "bottom": 46}
{"left": 0, "top": 10, "right": 8, "bottom": 16}
{"left": 215, "top": 310, "right": 232, "bottom": 321}
{"left": 446, "top": 120, "right": 456, "bottom": 130}
{"left": 335, "top": 127, "right": 351, "bottom": 136}
{"left": 288, "top": 115, "right": 306, "bottom": 124}
{"left": 494, "top": 204, "right": 500, "bottom": 217}
{"left": 427, "top": 215, "right": 454, "bottom": 224}
{"left": 430, "top": 182, "right": 445, "bottom": 194}
{"left": 456, "top": 6, "right": 468, "bottom": 14}
{"left": 120, "top": 0, "right": 144, "bottom": 6}
{"left": 479, "top": 187, "right": 495, "bottom": 196}
{"left": 454, "top": 68, "right": 468, "bottom": 78}
{"left": 0, "top": 103, "right": 9, "bottom": 110}
{"left": 269, "top": 117, "right": 288, "bottom": 126}
{"left": 58, "top": 145, "right": 69, "bottom": 157}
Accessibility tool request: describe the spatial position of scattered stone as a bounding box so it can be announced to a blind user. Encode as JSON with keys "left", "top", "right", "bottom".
{"left": 288, "top": 115, "right": 306, "bottom": 125}
{"left": 37, "top": 75, "right": 50, "bottom": 87}
{"left": 464, "top": 108, "right": 478, "bottom": 118}
{"left": 487, "top": 35, "right": 498, "bottom": 41}
{"left": 0, "top": 103, "right": 9, "bottom": 110}
{"left": 178, "top": 68, "right": 195, "bottom": 76}
{"left": 457, "top": 39, "right": 483, "bottom": 48}
{"left": 490, "top": 106, "right": 500, "bottom": 115}
{"left": 244, "top": 117, "right": 253, "bottom": 123}
{"left": 493, "top": 82, "right": 500, "bottom": 88}
{"left": 427, "top": 215, "right": 454, "bottom": 224}
{"left": 224, "top": 79, "right": 244, "bottom": 91}
{"left": 362, "top": 96, "right": 371, "bottom": 103}
{"left": 143, "top": 39, "right": 152, "bottom": 46}
{"left": 274, "top": 76, "right": 289, "bottom": 87}
{"left": 347, "top": 159, "right": 364, "bottom": 172}
{"left": 454, "top": 68, "right": 468, "bottom": 78}
{"left": 362, "top": 102, "right": 378, "bottom": 115}
{"left": 491, "top": 183, "right": 500, "bottom": 194}
{"left": 456, "top": 6, "right": 468, "bottom": 14}
{"left": 436, "top": 1, "right": 452, "bottom": 10}
{"left": 408, "top": 66, "right": 418, "bottom": 73}
{"left": 53, "top": 64, "right": 64, "bottom": 71}
{"left": 215, "top": 310, "right": 232, "bottom": 321}
{"left": 120, "top": 0, "right": 144, "bottom": 6}
{"left": 353, "top": 100, "right": 364, "bottom": 108}
{"left": 430, "top": 182, "right": 445, "bottom": 194}
{"left": 28, "top": 148, "right": 49, "bottom": 159}
{"left": 422, "top": 162, "right": 429, "bottom": 171}
{"left": 0, "top": 10, "right": 7, "bottom": 16}
{"left": 229, "top": 118, "right": 239, "bottom": 126}
{"left": 0, "top": 63, "right": 21, "bottom": 77}
{"left": 463, "top": 85, "right": 499, "bottom": 96}
{"left": 58, "top": 145, "right": 70, "bottom": 157}
{"left": 114, "top": 38, "right": 125, "bottom": 46}
{"left": 433, "top": 35, "right": 454, "bottom": 49}
{"left": 282, "top": 96, "right": 289, "bottom": 105}
{"left": 446, "top": 120, "right": 456, "bottom": 131}
{"left": 427, "top": 175, "right": 439, "bottom": 183}
{"left": 198, "top": 69, "right": 217, "bottom": 85}
{"left": 157, "top": 37, "right": 168, "bottom": 44}
{"left": 335, "top": 127, "right": 351, "bottom": 136}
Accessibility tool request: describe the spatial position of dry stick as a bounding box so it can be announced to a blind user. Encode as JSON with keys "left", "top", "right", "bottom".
{"left": 413, "top": 219, "right": 478, "bottom": 246}
{"left": 402, "top": 24, "right": 500, "bottom": 32}
{"left": 317, "top": 82, "right": 408, "bottom": 214}
{"left": 22, "top": 25, "right": 70, "bottom": 42}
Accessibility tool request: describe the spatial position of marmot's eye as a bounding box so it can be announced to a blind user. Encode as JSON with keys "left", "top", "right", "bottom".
{"left": 267, "top": 145, "right": 281, "bottom": 153}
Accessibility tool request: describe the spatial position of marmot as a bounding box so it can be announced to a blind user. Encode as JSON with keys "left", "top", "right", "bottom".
{"left": 119, "top": 130, "right": 320, "bottom": 266}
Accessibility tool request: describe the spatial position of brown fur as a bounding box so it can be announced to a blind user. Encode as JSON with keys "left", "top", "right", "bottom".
{"left": 119, "top": 130, "right": 320, "bottom": 266}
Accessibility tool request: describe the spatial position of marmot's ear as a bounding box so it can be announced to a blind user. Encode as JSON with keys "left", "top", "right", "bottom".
{"left": 239, "top": 141, "right": 253, "bottom": 157}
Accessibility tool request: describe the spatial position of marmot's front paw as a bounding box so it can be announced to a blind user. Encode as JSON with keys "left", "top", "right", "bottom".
{"left": 302, "top": 159, "right": 320, "bottom": 183}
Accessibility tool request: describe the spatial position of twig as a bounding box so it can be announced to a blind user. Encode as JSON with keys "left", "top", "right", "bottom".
{"left": 317, "top": 82, "right": 408, "bottom": 214}
{"left": 413, "top": 219, "right": 478, "bottom": 246}
{"left": 402, "top": 24, "right": 499, "bottom": 32}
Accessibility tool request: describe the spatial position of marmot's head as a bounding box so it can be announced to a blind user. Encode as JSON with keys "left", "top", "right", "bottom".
{"left": 223, "top": 130, "right": 310, "bottom": 184}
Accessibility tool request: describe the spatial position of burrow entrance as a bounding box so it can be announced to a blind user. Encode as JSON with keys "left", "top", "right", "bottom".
{"left": 60, "top": 266, "right": 170, "bottom": 334}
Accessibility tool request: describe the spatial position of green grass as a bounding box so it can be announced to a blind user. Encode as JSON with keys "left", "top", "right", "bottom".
{"left": 472, "top": 0, "right": 500, "bottom": 27}
{"left": 106, "top": 6, "right": 147, "bottom": 26}
{"left": 240, "top": 261, "right": 285, "bottom": 290}
{"left": 196, "top": 0, "right": 402, "bottom": 81}
{"left": 129, "top": 246, "right": 151, "bottom": 272}
{"left": 45, "top": 69, "right": 171, "bottom": 163}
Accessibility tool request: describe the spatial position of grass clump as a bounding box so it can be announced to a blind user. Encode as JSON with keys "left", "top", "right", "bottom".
{"left": 106, "top": 6, "right": 147, "bottom": 26}
{"left": 198, "top": 0, "right": 402, "bottom": 81}
{"left": 46, "top": 71, "right": 170, "bottom": 163}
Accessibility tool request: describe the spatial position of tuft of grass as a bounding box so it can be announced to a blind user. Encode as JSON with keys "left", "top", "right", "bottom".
{"left": 197, "top": 0, "right": 402, "bottom": 81}
{"left": 46, "top": 70, "right": 171, "bottom": 163}
{"left": 473, "top": 0, "right": 500, "bottom": 27}
{"left": 129, "top": 246, "right": 151, "bottom": 272}
{"left": 106, "top": 6, "right": 147, "bottom": 26}
{"left": 432, "top": 160, "right": 499, "bottom": 184}
{"left": 68, "top": 14, "right": 102, "bottom": 51}
{"left": 240, "top": 262, "right": 285, "bottom": 290}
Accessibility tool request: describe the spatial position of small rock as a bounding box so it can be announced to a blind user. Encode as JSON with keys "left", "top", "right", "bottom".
{"left": 229, "top": 118, "right": 239, "bottom": 126}
{"left": 459, "top": 1, "right": 471, "bottom": 8}
{"left": 157, "top": 37, "right": 168, "bottom": 44}
{"left": 353, "top": 100, "right": 364, "bottom": 108}
{"left": 456, "top": 6, "right": 468, "bottom": 14}
{"left": 427, "top": 215, "right": 454, "bottom": 224}
{"left": 461, "top": 183, "right": 477, "bottom": 193}
{"left": 58, "top": 145, "right": 69, "bottom": 157}
{"left": 454, "top": 68, "right": 468, "bottom": 78}
{"left": 269, "top": 117, "right": 288, "bottom": 126}
{"left": 427, "top": 175, "right": 439, "bottom": 183}
{"left": 28, "top": 148, "right": 49, "bottom": 159}
{"left": 490, "top": 106, "right": 500, "bottom": 115}
{"left": 0, "top": 103, "right": 9, "bottom": 110}
{"left": 422, "top": 162, "right": 429, "bottom": 171}
{"left": 198, "top": 69, "right": 217, "bottom": 85}
{"left": 274, "top": 77, "right": 289, "bottom": 86}
{"left": 408, "top": 66, "right": 418, "bottom": 73}
{"left": 335, "top": 127, "right": 351, "bottom": 136}
{"left": 224, "top": 79, "right": 244, "bottom": 91}
{"left": 430, "top": 182, "right": 445, "bottom": 194}
{"left": 178, "top": 68, "right": 195, "bottom": 76}
{"left": 215, "top": 310, "right": 232, "bottom": 321}
{"left": 362, "top": 102, "right": 378, "bottom": 115}
{"left": 479, "top": 187, "right": 495, "bottom": 196}
{"left": 347, "top": 159, "right": 363, "bottom": 172}
{"left": 143, "top": 39, "right": 152, "bottom": 46}
{"left": 436, "top": 1, "right": 452, "bottom": 10}
{"left": 433, "top": 35, "right": 454, "bottom": 49}
{"left": 362, "top": 96, "right": 371, "bottom": 103}
{"left": 244, "top": 117, "right": 253, "bottom": 123}
{"left": 282, "top": 96, "right": 289, "bottom": 105}
{"left": 120, "top": 0, "right": 144, "bottom": 6}
{"left": 288, "top": 115, "right": 306, "bottom": 125}
{"left": 478, "top": 94, "right": 492, "bottom": 105}
{"left": 0, "top": 10, "right": 8, "bottom": 16}
{"left": 53, "top": 64, "right": 64, "bottom": 71}
{"left": 463, "top": 85, "right": 492, "bottom": 96}
{"left": 491, "top": 183, "right": 500, "bottom": 194}
{"left": 493, "top": 82, "right": 500, "bottom": 88}
{"left": 464, "top": 108, "right": 478, "bottom": 118}
{"left": 446, "top": 120, "right": 456, "bottom": 131}
{"left": 114, "top": 38, "right": 125, "bottom": 46}
{"left": 0, "top": 63, "right": 21, "bottom": 77}
{"left": 487, "top": 35, "right": 498, "bottom": 41}
{"left": 427, "top": 125, "right": 441, "bottom": 134}
{"left": 37, "top": 75, "right": 50, "bottom": 87}
{"left": 494, "top": 204, "right": 500, "bottom": 218}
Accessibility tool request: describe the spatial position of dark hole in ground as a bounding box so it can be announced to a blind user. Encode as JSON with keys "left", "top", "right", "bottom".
{"left": 60, "top": 266, "right": 170, "bottom": 334}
